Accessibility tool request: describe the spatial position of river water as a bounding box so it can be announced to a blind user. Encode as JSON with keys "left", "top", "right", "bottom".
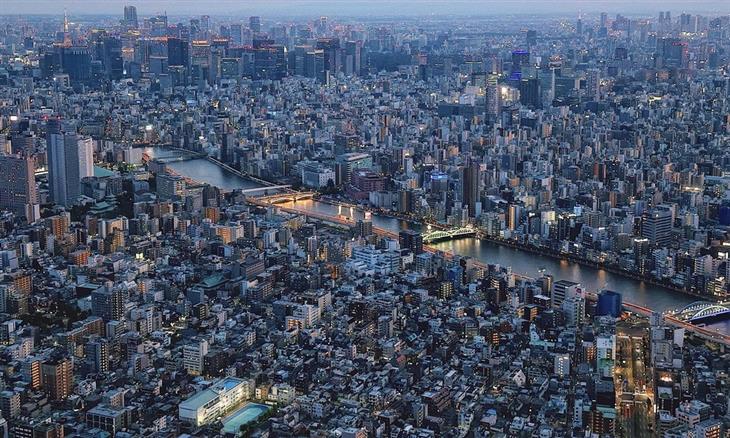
{"left": 143, "top": 147, "right": 729, "bottom": 333}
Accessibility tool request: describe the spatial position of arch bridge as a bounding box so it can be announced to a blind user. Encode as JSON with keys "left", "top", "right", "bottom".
{"left": 674, "top": 301, "right": 730, "bottom": 322}
{"left": 422, "top": 226, "right": 477, "bottom": 243}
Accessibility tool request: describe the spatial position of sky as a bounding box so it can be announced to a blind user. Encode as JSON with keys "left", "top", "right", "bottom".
{"left": 4, "top": 0, "right": 730, "bottom": 17}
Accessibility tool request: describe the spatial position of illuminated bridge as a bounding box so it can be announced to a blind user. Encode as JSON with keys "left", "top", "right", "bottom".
{"left": 422, "top": 227, "right": 477, "bottom": 243}
{"left": 673, "top": 302, "right": 730, "bottom": 323}
{"left": 254, "top": 192, "right": 317, "bottom": 203}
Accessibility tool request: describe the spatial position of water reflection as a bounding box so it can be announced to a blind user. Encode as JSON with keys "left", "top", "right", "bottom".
{"left": 142, "top": 148, "right": 728, "bottom": 333}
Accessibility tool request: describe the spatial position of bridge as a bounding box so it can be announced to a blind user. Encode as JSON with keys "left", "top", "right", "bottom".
{"left": 422, "top": 227, "right": 477, "bottom": 243}
{"left": 672, "top": 301, "right": 730, "bottom": 323}
{"left": 250, "top": 195, "right": 730, "bottom": 347}
{"left": 238, "top": 186, "right": 293, "bottom": 196}
{"left": 254, "top": 192, "right": 317, "bottom": 203}
{"left": 205, "top": 157, "right": 288, "bottom": 189}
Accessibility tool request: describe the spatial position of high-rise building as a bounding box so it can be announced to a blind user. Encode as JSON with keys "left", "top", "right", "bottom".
{"left": 511, "top": 50, "right": 530, "bottom": 75}
{"left": 642, "top": 207, "right": 673, "bottom": 247}
{"left": 249, "top": 16, "right": 261, "bottom": 34}
{"left": 462, "top": 161, "right": 480, "bottom": 217}
{"left": 551, "top": 280, "right": 581, "bottom": 309}
{"left": 47, "top": 121, "right": 94, "bottom": 206}
{"left": 157, "top": 174, "right": 187, "bottom": 200}
{"left": 87, "top": 338, "right": 110, "bottom": 373}
{"left": 123, "top": 5, "right": 138, "bottom": 29}
{"left": 399, "top": 229, "right": 423, "bottom": 255}
{"left": 41, "top": 357, "right": 74, "bottom": 400}
{"left": 91, "top": 284, "right": 127, "bottom": 321}
{"left": 0, "top": 391, "right": 20, "bottom": 419}
{"left": 586, "top": 68, "right": 601, "bottom": 101}
{"left": 183, "top": 338, "right": 209, "bottom": 375}
{"left": 597, "top": 290, "right": 623, "bottom": 317}
{"left": 485, "top": 74, "right": 501, "bottom": 123}
{"left": 0, "top": 154, "right": 39, "bottom": 222}
{"left": 554, "top": 353, "right": 570, "bottom": 377}
{"left": 519, "top": 77, "right": 541, "bottom": 108}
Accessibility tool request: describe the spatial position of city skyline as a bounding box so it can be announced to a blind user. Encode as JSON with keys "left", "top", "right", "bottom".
{"left": 4, "top": 0, "right": 730, "bottom": 17}
{"left": 1, "top": 3, "right": 730, "bottom": 437}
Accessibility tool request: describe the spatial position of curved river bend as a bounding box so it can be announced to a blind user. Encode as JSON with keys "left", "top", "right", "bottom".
{"left": 143, "top": 147, "right": 729, "bottom": 333}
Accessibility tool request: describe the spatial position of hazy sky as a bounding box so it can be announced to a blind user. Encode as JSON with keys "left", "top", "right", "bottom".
{"left": 4, "top": 0, "right": 730, "bottom": 17}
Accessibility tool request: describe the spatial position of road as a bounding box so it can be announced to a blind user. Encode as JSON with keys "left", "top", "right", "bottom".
{"left": 615, "top": 324, "right": 654, "bottom": 438}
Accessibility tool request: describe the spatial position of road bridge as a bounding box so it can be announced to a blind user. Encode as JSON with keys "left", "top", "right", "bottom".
{"left": 422, "top": 227, "right": 477, "bottom": 243}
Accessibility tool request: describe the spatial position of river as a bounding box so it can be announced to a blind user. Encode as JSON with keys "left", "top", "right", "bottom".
{"left": 143, "top": 147, "right": 729, "bottom": 333}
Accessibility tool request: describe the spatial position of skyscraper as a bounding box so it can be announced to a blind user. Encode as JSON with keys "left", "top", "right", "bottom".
{"left": 249, "top": 16, "right": 261, "bottom": 34}
{"left": 642, "top": 208, "right": 673, "bottom": 247}
{"left": 123, "top": 5, "right": 138, "bottom": 29}
{"left": 462, "top": 161, "right": 480, "bottom": 217}
{"left": 0, "top": 154, "right": 39, "bottom": 222}
{"left": 485, "top": 73, "right": 501, "bottom": 123}
{"left": 47, "top": 121, "right": 94, "bottom": 206}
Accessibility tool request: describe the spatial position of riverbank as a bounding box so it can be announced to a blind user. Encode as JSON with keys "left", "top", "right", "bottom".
{"left": 476, "top": 234, "right": 719, "bottom": 303}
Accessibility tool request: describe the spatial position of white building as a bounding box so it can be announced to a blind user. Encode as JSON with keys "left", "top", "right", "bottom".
{"left": 178, "top": 377, "right": 248, "bottom": 426}
{"left": 182, "top": 338, "right": 208, "bottom": 376}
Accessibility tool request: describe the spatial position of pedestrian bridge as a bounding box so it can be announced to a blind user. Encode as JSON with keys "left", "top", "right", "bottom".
{"left": 674, "top": 302, "right": 730, "bottom": 322}
{"left": 422, "top": 226, "right": 477, "bottom": 243}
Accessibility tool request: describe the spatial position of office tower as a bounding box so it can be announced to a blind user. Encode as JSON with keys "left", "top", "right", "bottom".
{"left": 183, "top": 338, "right": 209, "bottom": 375}
{"left": 485, "top": 73, "right": 501, "bottom": 123}
{"left": 642, "top": 208, "right": 673, "bottom": 247}
{"left": 526, "top": 30, "right": 537, "bottom": 47}
{"left": 10, "top": 132, "right": 34, "bottom": 155}
{"left": 91, "top": 284, "right": 127, "bottom": 321}
{"left": 167, "top": 37, "right": 189, "bottom": 67}
{"left": 551, "top": 280, "right": 581, "bottom": 309}
{"left": 60, "top": 46, "right": 93, "bottom": 82}
{"left": 123, "top": 5, "right": 138, "bottom": 29}
{"left": 586, "top": 68, "right": 601, "bottom": 101}
{"left": 0, "top": 154, "right": 39, "bottom": 222}
{"left": 399, "top": 229, "right": 424, "bottom": 255}
{"left": 230, "top": 23, "right": 243, "bottom": 45}
{"left": 659, "top": 38, "right": 689, "bottom": 68}
{"left": 41, "top": 358, "right": 74, "bottom": 400}
{"left": 47, "top": 122, "right": 94, "bottom": 206}
{"left": 519, "top": 77, "right": 541, "bottom": 108}
{"left": 462, "top": 161, "right": 480, "bottom": 217}
{"left": 316, "top": 38, "right": 341, "bottom": 82}
{"left": 511, "top": 50, "right": 530, "bottom": 75}
{"left": 249, "top": 16, "right": 261, "bottom": 34}
{"left": 344, "top": 40, "right": 361, "bottom": 76}
{"left": 157, "top": 174, "right": 187, "bottom": 200}
{"left": 220, "top": 132, "right": 235, "bottom": 163}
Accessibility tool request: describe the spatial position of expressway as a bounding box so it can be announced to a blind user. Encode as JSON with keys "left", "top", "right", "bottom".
{"left": 249, "top": 195, "right": 730, "bottom": 347}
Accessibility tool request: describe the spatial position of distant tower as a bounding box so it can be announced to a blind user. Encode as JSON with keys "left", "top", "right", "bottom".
{"left": 249, "top": 16, "right": 261, "bottom": 34}
{"left": 62, "top": 9, "right": 71, "bottom": 46}
{"left": 47, "top": 120, "right": 94, "bottom": 206}
{"left": 123, "top": 5, "right": 138, "bottom": 29}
